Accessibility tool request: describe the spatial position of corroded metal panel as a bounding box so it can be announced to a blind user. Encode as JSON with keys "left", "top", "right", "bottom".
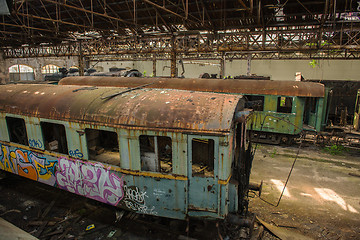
{"left": 0, "top": 84, "right": 244, "bottom": 135}
{"left": 59, "top": 76, "right": 325, "bottom": 97}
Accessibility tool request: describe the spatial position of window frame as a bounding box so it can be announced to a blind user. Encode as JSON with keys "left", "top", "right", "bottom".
{"left": 5, "top": 116, "right": 29, "bottom": 146}
{"left": 40, "top": 121, "right": 69, "bottom": 154}
{"left": 84, "top": 128, "right": 121, "bottom": 166}
{"left": 139, "top": 135, "right": 173, "bottom": 174}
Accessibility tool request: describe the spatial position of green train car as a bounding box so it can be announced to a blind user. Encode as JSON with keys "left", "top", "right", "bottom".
{"left": 354, "top": 89, "right": 360, "bottom": 131}
{"left": 60, "top": 77, "right": 330, "bottom": 144}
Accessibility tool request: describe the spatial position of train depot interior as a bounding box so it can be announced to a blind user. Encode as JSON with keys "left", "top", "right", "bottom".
{"left": 0, "top": 1, "right": 360, "bottom": 240}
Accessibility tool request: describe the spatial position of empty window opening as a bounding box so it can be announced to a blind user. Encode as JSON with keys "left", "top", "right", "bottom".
{"left": 245, "top": 95, "right": 264, "bottom": 111}
{"left": 6, "top": 117, "right": 28, "bottom": 146}
{"left": 277, "top": 97, "right": 293, "bottom": 113}
{"left": 140, "top": 135, "right": 172, "bottom": 173}
{"left": 192, "top": 138, "right": 214, "bottom": 177}
{"left": 86, "top": 129, "right": 120, "bottom": 165}
{"left": 41, "top": 122, "right": 68, "bottom": 154}
{"left": 8, "top": 64, "right": 35, "bottom": 81}
{"left": 41, "top": 64, "right": 60, "bottom": 74}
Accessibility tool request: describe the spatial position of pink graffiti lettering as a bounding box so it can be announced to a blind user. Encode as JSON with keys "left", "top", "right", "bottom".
{"left": 56, "top": 158, "right": 124, "bottom": 206}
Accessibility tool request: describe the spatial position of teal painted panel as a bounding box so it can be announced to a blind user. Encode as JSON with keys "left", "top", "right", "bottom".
{"left": 0, "top": 114, "right": 9, "bottom": 142}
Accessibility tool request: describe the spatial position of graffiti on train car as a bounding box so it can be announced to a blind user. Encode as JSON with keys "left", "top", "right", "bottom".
{"left": 0, "top": 144, "right": 57, "bottom": 184}
{"left": 56, "top": 157, "right": 125, "bottom": 205}
{"left": 0, "top": 143, "right": 157, "bottom": 215}
{"left": 29, "top": 139, "right": 44, "bottom": 149}
{"left": 68, "top": 149, "right": 84, "bottom": 158}
{"left": 123, "top": 185, "right": 157, "bottom": 215}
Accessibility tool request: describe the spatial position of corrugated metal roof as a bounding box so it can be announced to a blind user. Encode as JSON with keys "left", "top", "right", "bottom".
{"left": 59, "top": 77, "right": 325, "bottom": 97}
{"left": 0, "top": 84, "right": 245, "bottom": 135}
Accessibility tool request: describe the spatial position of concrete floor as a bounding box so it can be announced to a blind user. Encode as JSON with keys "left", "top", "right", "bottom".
{"left": 249, "top": 144, "right": 360, "bottom": 240}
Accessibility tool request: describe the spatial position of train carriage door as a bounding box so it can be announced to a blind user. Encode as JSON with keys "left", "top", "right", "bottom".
{"left": 187, "top": 135, "right": 219, "bottom": 215}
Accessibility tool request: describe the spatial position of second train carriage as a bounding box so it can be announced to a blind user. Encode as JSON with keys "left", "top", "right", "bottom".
{"left": 60, "top": 77, "right": 330, "bottom": 144}
{"left": 0, "top": 84, "right": 253, "bottom": 220}
{"left": 354, "top": 89, "right": 360, "bottom": 131}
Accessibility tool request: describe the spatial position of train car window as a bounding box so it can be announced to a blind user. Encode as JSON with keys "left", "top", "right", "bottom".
{"left": 191, "top": 138, "right": 214, "bottom": 177}
{"left": 245, "top": 95, "right": 264, "bottom": 111}
{"left": 5, "top": 116, "right": 28, "bottom": 146}
{"left": 41, "top": 122, "right": 68, "bottom": 154}
{"left": 140, "top": 135, "right": 172, "bottom": 173}
{"left": 85, "top": 129, "right": 120, "bottom": 165}
{"left": 277, "top": 97, "right": 293, "bottom": 113}
{"left": 356, "top": 95, "right": 360, "bottom": 113}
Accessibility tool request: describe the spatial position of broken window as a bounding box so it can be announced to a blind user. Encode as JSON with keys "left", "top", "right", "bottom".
{"left": 85, "top": 129, "right": 120, "bottom": 165}
{"left": 6, "top": 116, "right": 28, "bottom": 146}
{"left": 245, "top": 95, "right": 264, "bottom": 111}
{"left": 191, "top": 138, "right": 214, "bottom": 177}
{"left": 140, "top": 135, "right": 172, "bottom": 173}
{"left": 277, "top": 97, "right": 293, "bottom": 113}
{"left": 41, "top": 122, "right": 68, "bottom": 154}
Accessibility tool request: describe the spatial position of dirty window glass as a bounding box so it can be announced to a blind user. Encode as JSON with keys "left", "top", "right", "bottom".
{"left": 86, "top": 129, "right": 120, "bottom": 165}
{"left": 277, "top": 97, "right": 293, "bottom": 113}
{"left": 140, "top": 135, "right": 172, "bottom": 173}
{"left": 192, "top": 138, "right": 214, "bottom": 177}
{"left": 41, "top": 122, "right": 68, "bottom": 154}
{"left": 6, "top": 116, "right": 28, "bottom": 146}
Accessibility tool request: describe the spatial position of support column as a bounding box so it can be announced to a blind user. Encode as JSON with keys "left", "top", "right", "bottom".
{"left": 152, "top": 54, "right": 157, "bottom": 77}
{"left": 247, "top": 54, "right": 252, "bottom": 76}
{"left": 0, "top": 51, "right": 7, "bottom": 84}
{"left": 78, "top": 41, "right": 84, "bottom": 76}
{"left": 34, "top": 65, "right": 42, "bottom": 81}
{"left": 170, "top": 36, "right": 177, "bottom": 78}
{"left": 220, "top": 53, "right": 226, "bottom": 78}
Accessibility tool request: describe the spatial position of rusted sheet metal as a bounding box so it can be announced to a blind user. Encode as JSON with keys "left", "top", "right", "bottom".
{"left": 0, "top": 84, "right": 244, "bottom": 135}
{"left": 59, "top": 76, "right": 325, "bottom": 97}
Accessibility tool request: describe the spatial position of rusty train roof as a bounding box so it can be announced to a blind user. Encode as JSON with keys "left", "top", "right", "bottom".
{"left": 59, "top": 77, "right": 325, "bottom": 97}
{"left": 0, "top": 84, "right": 245, "bottom": 135}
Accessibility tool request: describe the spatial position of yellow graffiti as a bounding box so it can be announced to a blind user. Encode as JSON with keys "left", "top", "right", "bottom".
{"left": 0, "top": 144, "right": 57, "bottom": 184}
{"left": 0, "top": 145, "right": 16, "bottom": 173}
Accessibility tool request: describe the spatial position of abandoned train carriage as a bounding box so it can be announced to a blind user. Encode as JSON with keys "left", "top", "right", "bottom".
{"left": 0, "top": 84, "right": 253, "bottom": 220}
{"left": 60, "top": 77, "right": 329, "bottom": 144}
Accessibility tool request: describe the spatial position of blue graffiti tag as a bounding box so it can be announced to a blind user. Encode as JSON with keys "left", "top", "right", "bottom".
{"left": 29, "top": 139, "right": 43, "bottom": 149}
{"left": 69, "top": 149, "right": 84, "bottom": 158}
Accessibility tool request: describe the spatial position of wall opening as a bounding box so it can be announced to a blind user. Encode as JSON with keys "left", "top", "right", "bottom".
{"left": 8, "top": 64, "right": 35, "bottom": 81}
{"left": 41, "top": 64, "right": 60, "bottom": 74}
{"left": 41, "top": 122, "right": 68, "bottom": 154}
{"left": 140, "top": 135, "right": 172, "bottom": 173}
{"left": 85, "top": 129, "right": 120, "bottom": 165}
{"left": 191, "top": 138, "right": 214, "bottom": 177}
{"left": 6, "top": 116, "right": 28, "bottom": 146}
